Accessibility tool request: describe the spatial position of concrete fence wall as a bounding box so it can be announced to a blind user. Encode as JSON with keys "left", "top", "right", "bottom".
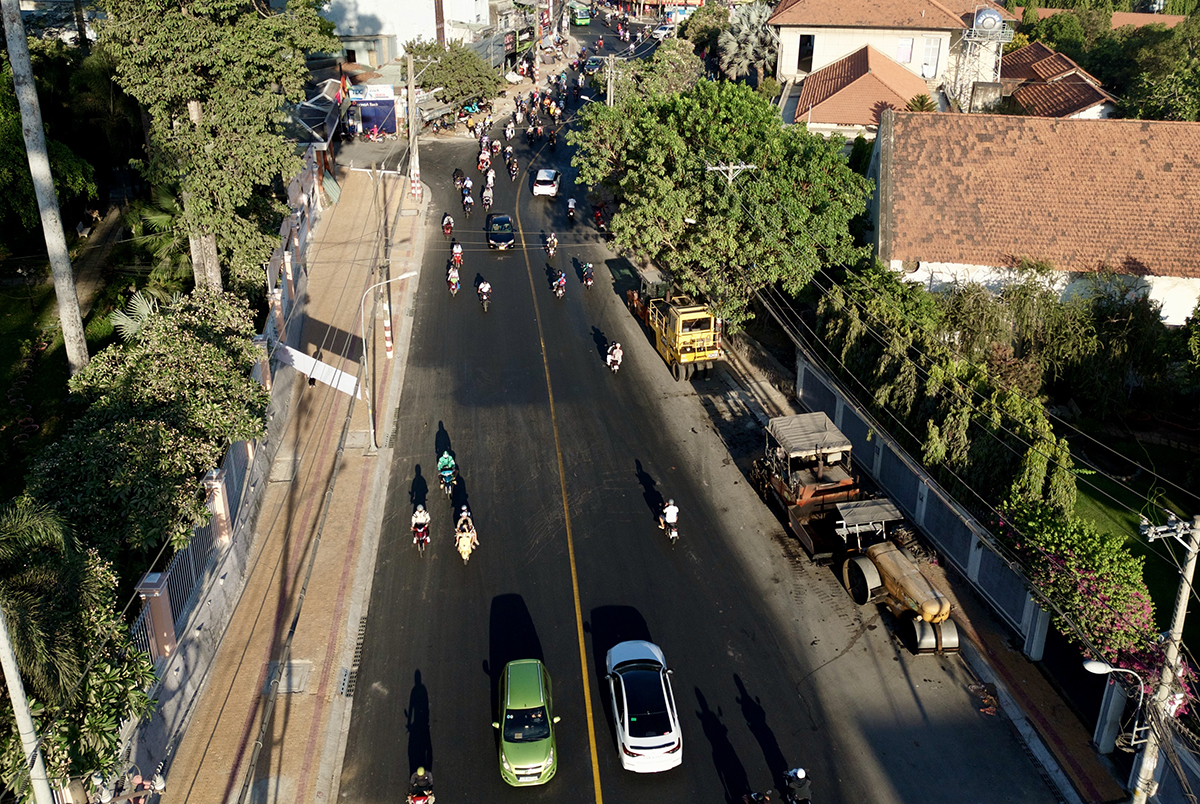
{"left": 118, "top": 147, "right": 326, "bottom": 778}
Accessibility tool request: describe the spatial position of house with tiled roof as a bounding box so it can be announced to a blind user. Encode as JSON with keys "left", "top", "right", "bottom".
{"left": 869, "top": 111, "right": 1200, "bottom": 324}
{"left": 794, "top": 46, "right": 931, "bottom": 139}
{"left": 993, "top": 41, "right": 1116, "bottom": 118}
{"left": 768, "top": 0, "right": 1015, "bottom": 106}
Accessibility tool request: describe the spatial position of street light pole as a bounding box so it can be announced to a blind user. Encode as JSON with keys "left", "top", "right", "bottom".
{"left": 359, "top": 271, "right": 418, "bottom": 450}
{"left": 1133, "top": 514, "right": 1200, "bottom": 804}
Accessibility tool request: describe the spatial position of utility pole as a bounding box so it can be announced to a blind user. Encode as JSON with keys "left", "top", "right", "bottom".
{"left": 407, "top": 53, "right": 422, "bottom": 200}
{"left": 706, "top": 161, "right": 758, "bottom": 186}
{"left": 606, "top": 54, "right": 615, "bottom": 106}
{"left": 1, "top": 0, "right": 89, "bottom": 375}
{"left": 1134, "top": 514, "right": 1200, "bottom": 804}
{"left": 0, "top": 606, "right": 55, "bottom": 804}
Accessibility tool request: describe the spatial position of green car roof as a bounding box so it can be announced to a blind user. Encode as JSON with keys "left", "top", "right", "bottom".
{"left": 505, "top": 660, "right": 547, "bottom": 709}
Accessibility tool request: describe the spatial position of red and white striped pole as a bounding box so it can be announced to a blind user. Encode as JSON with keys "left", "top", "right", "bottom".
{"left": 383, "top": 298, "right": 394, "bottom": 359}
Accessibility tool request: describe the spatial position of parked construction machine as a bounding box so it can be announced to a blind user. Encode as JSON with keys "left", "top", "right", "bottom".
{"left": 626, "top": 265, "right": 723, "bottom": 381}
{"left": 752, "top": 413, "right": 959, "bottom": 654}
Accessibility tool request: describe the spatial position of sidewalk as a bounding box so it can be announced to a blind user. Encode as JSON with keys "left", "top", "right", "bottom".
{"left": 720, "top": 333, "right": 1128, "bottom": 804}
{"left": 161, "top": 168, "right": 427, "bottom": 804}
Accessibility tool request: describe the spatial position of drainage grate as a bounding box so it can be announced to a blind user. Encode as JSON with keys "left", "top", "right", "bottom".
{"left": 386, "top": 415, "right": 402, "bottom": 449}
{"left": 344, "top": 615, "right": 369, "bottom": 697}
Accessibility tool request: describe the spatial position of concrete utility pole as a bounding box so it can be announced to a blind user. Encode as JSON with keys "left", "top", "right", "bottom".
{"left": 606, "top": 54, "right": 615, "bottom": 106}
{"left": 706, "top": 161, "right": 758, "bottom": 185}
{"left": 1134, "top": 514, "right": 1200, "bottom": 804}
{"left": 0, "top": 606, "right": 55, "bottom": 804}
{"left": 407, "top": 53, "right": 422, "bottom": 200}
{"left": 1, "top": 0, "right": 89, "bottom": 375}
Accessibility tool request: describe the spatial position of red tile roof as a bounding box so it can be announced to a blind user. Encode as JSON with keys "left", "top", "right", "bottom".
{"left": 1011, "top": 80, "right": 1113, "bottom": 117}
{"left": 999, "top": 41, "right": 1056, "bottom": 82}
{"left": 876, "top": 112, "right": 1200, "bottom": 278}
{"left": 770, "top": 0, "right": 1011, "bottom": 30}
{"left": 1029, "top": 52, "right": 1078, "bottom": 81}
{"left": 1013, "top": 7, "right": 1186, "bottom": 28}
{"left": 795, "top": 46, "right": 931, "bottom": 126}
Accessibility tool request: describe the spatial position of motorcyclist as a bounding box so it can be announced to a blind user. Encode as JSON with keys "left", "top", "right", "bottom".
{"left": 505, "top": 121, "right": 515, "bottom": 140}
{"left": 607, "top": 341, "right": 623, "bottom": 368}
{"left": 478, "top": 279, "right": 492, "bottom": 299}
{"left": 783, "top": 768, "right": 813, "bottom": 803}
{"left": 582, "top": 262, "right": 594, "bottom": 285}
{"left": 462, "top": 194, "right": 474, "bottom": 215}
{"left": 546, "top": 232, "right": 558, "bottom": 255}
{"left": 411, "top": 505, "right": 431, "bottom": 542}
{"left": 554, "top": 270, "right": 567, "bottom": 294}
{"left": 409, "top": 766, "right": 434, "bottom": 799}
{"left": 659, "top": 498, "right": 679, "bottom": 530}
{"left": 463, "top": 176, "right": 473, "bottom": 194}
{"left": 549, "top": 129, "right": 557, "bottom": 147}
{"left": 448, "top": 264, "right": 460, "bottom": 284}
{"left": 442, "top": 213, "right": 454, "bottom": 236}
{"left": 456, "top": 505, "right": 479, "bottom": 545}
{"left": 504, "top": 145, "right": 514, "bottom": 162}
{"left": 486, "top": 166, "right": 496, "bottom": 187}
{"left": 567, "top": 198, "right": 577, "bottom": 217}
{"left": 482, "top": 186, "right": 494, "bottom": 207}
{"left": 437, "top": 451, "right": 456, "bottom": 478}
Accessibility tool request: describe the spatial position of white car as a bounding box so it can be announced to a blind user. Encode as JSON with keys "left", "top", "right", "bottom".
{"left": 651, "top": 24, "right": 676, "bottom": 41}
{"left": 605, "top": 641, "right": 682, "bottom": 772}
{"left": 533, "top": 169, "right": 561, "bottom": 197}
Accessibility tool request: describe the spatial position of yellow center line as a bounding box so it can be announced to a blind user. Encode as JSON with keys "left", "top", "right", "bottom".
{"left": 513, "top": 163, "right": 604, "bottom": 804}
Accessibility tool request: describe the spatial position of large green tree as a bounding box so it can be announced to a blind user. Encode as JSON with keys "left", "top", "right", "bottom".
{"left": 98, "top": 0, "right": 336, "bottom": 294}
{"left": 403, "top": 39, "right": 501, "bottom": 107}
{"left": 679, "top": 0, "right": 730, "bottom": 55}
{"left": 0, "top": 498, "right": 155, "bottom": 790}
{"left": 27, "top": 290, "right": 269, "bottom": 556}
{"left": 570, "top": 80, "right": 870, "bottom": 329}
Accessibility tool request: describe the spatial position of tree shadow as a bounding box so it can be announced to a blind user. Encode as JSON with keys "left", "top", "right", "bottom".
{"left": 485, "top": 594, "right": 544, "bottom": 730}
{"left": 695, "top": 687, "right": 750, "bottom": 804}
{"left": 409, "top": 465, "right": 428, "bottom": 510}
{"left": 734, "top": 673, "right": 788, "bottom": 790}
{"left": 406, "top": 670, "right": 433, "bottom": 775}
{"left": 635, "top": 459, "right": 664, "bottom": 521}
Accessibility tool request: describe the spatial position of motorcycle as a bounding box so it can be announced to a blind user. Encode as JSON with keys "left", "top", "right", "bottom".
{"left": 482, "top": 194, "right": 492, "bottom": 212}
{"left": 407, "top": 788, "right": 434, "bottom": 804}
{"left": 443, "top": 221, "right": 453, "bottom": 238}
{"left": 479, "top": 288, "right": 491, "bottom": 313}
{"left": 607, "top": 352, "right": 621, "bottom": 373}
{"left": 549, "top": 130, "right": 557, "bottom": 150}
{"left": 453, "top": 168, "right": 465, "bottom": 190}
{"left": 546, "top": 242, "right": 557, "bottom": 258}
{"left": 412, "top": 522, "right": 430, "bottom": 555}
{"left": 568, "top": 206, "right": 576, "bottom": 224}
{"left": 583, "top": 265, "right": 594, "bottom": 288}
{"left": 451, "top": 251, "right": 463, "bottom": 269}
{"left": 553, "top": 282, "right": 566, "bottom": 299}
{"left": 439, "top": 468, "right": 456, "bottom": 496}
{"left": 593, "top": 209, "right": 608, "bottom": 232}
{"left": 448, "top": 277, "right": 460, "bottom": 296}
{"left": 509, "top": 162, "right": 519, "bottom": 182}
{"left": 455, "top": 526, "right": 478, "bottom": 564}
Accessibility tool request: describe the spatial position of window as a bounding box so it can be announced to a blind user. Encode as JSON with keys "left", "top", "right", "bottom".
{"left": 922, "top": 37, "right": 940, "bottom": 78}
{"left": 897, "top": 38, "right": 913, "bottom": 64}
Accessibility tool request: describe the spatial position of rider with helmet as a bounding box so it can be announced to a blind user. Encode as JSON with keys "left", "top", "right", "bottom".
{"left": 659, "top": 499, "right": 679, "bottom": 530}
{"left": 411, "top": 505, "right": 431, "bottom": 542}
{"left": 606, "top": 341, "right": 623, "bottom": 369}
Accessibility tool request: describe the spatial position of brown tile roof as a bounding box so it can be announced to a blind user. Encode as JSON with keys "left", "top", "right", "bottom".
{"left": 1011, "top": 80, "right": 1113, "bottom": 117}
{"left": 1013, "top": 7, "right": 1186, "bottom": 28}
{"left": 877, "top": 112, "right": 1200, "bottom": 278}
{"left": 770, "top": 0, "right": 1011, "bottom": 30}
{"left": 795, "top": 46, "right": 931, "bottom": 126}
{"left": 999, "top": 41, "right": 1056, "bottom": 82}
{"left": 1030, "top": 52, "right": 1078, "bottom": 81}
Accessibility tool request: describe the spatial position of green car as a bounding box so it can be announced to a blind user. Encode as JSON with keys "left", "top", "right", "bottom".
{"left": 492, "top": 659, "right": 559, "bottom": 786}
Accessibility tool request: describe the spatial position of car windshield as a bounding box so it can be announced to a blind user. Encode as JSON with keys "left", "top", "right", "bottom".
{"left": 503, "top": 706, "right": 551, "bottom": 742}
{"left": 492, "top": 219, "right": 512, "bottom": 233}
{"left": 620, "top": 668, "right": 672, "bottom": 738}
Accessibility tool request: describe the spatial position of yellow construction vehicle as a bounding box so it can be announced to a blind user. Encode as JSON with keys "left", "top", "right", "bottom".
{"left": 626, "top": 265, "right": 723, "bottom": 381}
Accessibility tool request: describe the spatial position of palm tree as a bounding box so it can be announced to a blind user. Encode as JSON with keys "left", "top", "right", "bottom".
{"left": 123, "top": 185, "right": 193, "bottom": 295}
{"left": 906, "top": 94, "right": 938, "bottom": 112}
{"left": 718, "top": 3, "right": 778, "bottom": 86}
{"left": 0, "top": 498, "right": 107, "bottom": 705}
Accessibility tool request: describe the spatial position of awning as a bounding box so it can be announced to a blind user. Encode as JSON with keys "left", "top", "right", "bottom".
{"left": 418, "top": 102, "right": 454, "bottom": 122}
{"left": 766, "top": 413, "right": 851, "bottom": 459}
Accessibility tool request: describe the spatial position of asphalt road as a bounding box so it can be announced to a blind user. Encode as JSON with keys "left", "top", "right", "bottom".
{"left": 338, "top": 29, "right": 1062, "bottom": 804}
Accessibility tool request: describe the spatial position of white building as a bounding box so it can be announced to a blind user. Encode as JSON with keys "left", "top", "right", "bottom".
{"left": 319, "top": 0, "right": 492, "bottom": 66}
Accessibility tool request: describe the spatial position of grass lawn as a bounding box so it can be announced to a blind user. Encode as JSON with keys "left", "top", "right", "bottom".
{"left": 1072, "top": 435, "right": 1200, "bottom": 652}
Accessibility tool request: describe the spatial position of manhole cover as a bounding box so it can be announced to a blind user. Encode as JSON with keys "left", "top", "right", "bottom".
{"left": 264, "top": 660, "right": 312, "bottom": 694}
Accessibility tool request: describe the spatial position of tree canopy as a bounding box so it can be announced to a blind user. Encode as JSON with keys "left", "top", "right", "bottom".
{"left": 679, "top": 0, "right": 730, "bottom": 55}
{"left": 569, "top": 79, "right": 870, "bottom": 329}
{"left": 27, "top": 290, "right": 268, "bottom": 556}
{"left": 718, "top": 2, "right": 777, "bottom": 85}
{"left": 99, "top": 0, "right": 337, "bottom": 294}
{"left": 404, "top": 39, "right": 502, "bottom": 107}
